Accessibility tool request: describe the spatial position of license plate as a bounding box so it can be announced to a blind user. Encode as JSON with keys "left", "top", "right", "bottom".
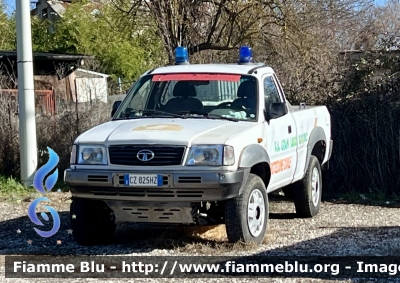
{"left": 124, "top": 174, "right": 163, "bottom": 187}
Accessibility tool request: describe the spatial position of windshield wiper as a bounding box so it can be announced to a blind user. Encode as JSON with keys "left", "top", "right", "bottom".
{"left": 113, "top": 116, "right": 141, "bottom": 120}
{"left": 114, "top": 109, "right": 238, "bottom": 122}
{"left": 113, "top": 109, "right": 186, "bottom": 120}
{"left": 142, "top": 109, "right": 187, "bottom": 118}
{"left": 176, "top": 110, "right": 238, "bottom": 122}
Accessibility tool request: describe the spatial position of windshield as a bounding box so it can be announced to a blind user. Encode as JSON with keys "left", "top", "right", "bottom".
{"left": 113, "top": 73, "right": 258, "bottom": 121}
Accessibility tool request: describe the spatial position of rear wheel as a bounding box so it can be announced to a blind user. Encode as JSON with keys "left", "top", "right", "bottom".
{"left": 70, "top": 198, "right": 116, "bottom": 246}
{"left": 294, "top": 155, "right": 322, "bottom": 217}
{"left": 225, "top": 174, "right": 268, "bottom": 244}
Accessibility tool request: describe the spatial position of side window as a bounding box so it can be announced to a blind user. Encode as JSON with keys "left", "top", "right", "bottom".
{"left": 264, "top": 76, "right": 281, "bottom": 110}
{"left": 128, "top": 78, "right": 152, "bottom": 110}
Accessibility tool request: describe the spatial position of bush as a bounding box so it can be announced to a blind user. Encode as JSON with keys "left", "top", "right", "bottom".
{"left": 324, "top": 50, "right": 400, "bottom": 195}
{"left": 0, "top": 95, "right": 20, "bottom": 177}
{"left": 0, "top": 95, "right": 111, "bottom": 181}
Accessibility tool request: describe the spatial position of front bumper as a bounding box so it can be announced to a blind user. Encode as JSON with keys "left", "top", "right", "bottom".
{"left": 64, "top": 168, "right": 245, "bottom": 202}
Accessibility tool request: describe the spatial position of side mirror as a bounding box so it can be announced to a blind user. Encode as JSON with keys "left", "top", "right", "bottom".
{"left": 265, "top": 102, "right": 288, "bottom": 121}
{"left": 111, "top": 100, "right": 122, "bottom": 117}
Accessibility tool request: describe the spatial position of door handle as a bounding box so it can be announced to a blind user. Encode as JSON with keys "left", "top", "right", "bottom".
{"left": 288, "top": 125, "right": 292, "bottom": 134}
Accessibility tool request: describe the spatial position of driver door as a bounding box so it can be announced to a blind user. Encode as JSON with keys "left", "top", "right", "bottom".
{"left": 262, "top": 75, "right": 298, "bottom": 191}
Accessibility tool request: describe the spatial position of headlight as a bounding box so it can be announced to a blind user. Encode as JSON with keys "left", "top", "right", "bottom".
{"left": 186, "top": 145, "right": 234, "bottom": 166}
{"left": 77, "top": 145, "right": 107, "bottom": 165}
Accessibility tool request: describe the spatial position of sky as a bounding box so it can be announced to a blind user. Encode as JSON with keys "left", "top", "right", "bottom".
{"left": 2, "top": 0, "right": 15, "bottom": 15}
{"left": 2, "top": 0, "right": 37, "bottom": 15}
{"left": 1, "top": 0, "right": 389, "bottom": 15}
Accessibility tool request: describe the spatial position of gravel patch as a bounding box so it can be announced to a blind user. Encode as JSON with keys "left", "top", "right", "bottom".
{"left": 1, "top": 192, "right": 400, "bottom": 283}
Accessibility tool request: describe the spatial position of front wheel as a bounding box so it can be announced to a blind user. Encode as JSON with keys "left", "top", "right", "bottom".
{"left": 225, "top": 174, "right": 268, "bottom": 244}
{"left": 294, "top": 155, "right": 322, "bottom": 217}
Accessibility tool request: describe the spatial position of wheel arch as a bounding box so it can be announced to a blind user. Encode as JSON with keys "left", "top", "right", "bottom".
{"left": 238, "top": 144, "right": 271, "bottom": 194}
{"left": 303, "top": 127, "right": 327, "bottom": 178}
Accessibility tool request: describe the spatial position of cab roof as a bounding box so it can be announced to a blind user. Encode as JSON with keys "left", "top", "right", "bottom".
{"left": 149, "top": 63, "right": 274, "bottom": 76}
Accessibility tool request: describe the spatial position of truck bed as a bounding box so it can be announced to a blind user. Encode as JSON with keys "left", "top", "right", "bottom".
{"left": 289, "top": 103, "right": 324, "bottom": 113}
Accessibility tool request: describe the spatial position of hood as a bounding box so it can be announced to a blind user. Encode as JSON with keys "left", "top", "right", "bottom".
{"left": 76, "top": 118, "right": 257, "bottom": 146}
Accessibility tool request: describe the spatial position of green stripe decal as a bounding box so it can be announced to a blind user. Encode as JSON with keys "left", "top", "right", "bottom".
{"left": 274, "top": 133, "right": 308, "bottom": 153}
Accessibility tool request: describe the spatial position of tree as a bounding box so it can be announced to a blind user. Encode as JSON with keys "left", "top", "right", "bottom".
{"left": 0, "top": 5, "right": 16, "bottom": 50}
{"left": 31, "top": 0, "right": 166, "bottom": 83}
{"left": 112, "top": 0, "right": 290, "bottom": 64}
{"left": 369, "top": 0, "right": 400, "bottom": 50}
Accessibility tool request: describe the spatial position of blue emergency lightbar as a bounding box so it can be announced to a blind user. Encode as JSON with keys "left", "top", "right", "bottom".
{"left": 239, "top": 46, "right": 253, "bottom": 64}
{"left": 175, "top": 46, "right": 189, "bottom": 65}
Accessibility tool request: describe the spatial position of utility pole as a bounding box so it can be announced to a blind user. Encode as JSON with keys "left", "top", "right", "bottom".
{"left": 16, "top": 0, "right": 37, "bottom": 186}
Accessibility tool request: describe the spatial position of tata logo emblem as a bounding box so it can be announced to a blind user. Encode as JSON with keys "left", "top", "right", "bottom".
{"left": 137, "top": 149, "right": 155, "bottom": 161}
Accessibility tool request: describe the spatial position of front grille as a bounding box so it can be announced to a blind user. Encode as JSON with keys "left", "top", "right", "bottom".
{"left": 122, "top": 207, "right": 186, "bottom": 220}
{"left": 178, "top": 176, "right": 202, "bottom": 183}
{"left": 87, "top": 175, "right": 108, "bottom": 182}
{"left": 90, "top": 188, "right": 205, "bottom": 198}
{"left": 109, "top": 145, "right": 185, "bottom": 166}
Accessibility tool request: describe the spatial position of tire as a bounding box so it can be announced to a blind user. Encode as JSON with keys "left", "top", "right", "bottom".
{"left": 294, "top": 155, "right": 322, "bottom": 218}
{"left": 225, "top": 174, "right": 268, "bottom": 244}
{"left": 70, "top": 198, "right": 116, "bottom": 246}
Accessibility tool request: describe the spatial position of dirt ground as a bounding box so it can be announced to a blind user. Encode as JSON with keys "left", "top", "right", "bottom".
{"left": 1, "top": 192, "right": 400, "bottom": 283}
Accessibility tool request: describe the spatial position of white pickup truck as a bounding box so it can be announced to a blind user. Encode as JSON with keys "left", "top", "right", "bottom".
{"left": 64, "top": 47, "right": 333, "bottom": 246}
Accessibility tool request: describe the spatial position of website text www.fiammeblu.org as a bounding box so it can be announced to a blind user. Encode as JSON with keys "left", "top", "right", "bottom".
{"left": 5, "top": 256, "right": 400, "bottom": 279}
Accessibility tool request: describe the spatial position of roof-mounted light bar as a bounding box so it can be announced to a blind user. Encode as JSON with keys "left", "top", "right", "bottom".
{"left": 238, "top": 46, "right": 253, "bottom": 64}
{"left": 175, "top": 46, "right": 189, "bottom": 65}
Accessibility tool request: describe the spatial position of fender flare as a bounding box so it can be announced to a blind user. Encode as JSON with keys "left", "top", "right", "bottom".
{"left": 238, "top": 144, "right": 270, "bottom": 194}
{"left": 238, "top": 144, "right": 270, "bottom": 168}
{"left": 304, "top": 127, "right": 327, "bottom": 176}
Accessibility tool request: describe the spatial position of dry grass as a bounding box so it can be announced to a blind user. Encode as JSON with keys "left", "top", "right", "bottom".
{"left": 180, "top": 224, "right": 227, "bottom": 241}
{"left": 0, "top": 94, "right": 111, "bottom": 178}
